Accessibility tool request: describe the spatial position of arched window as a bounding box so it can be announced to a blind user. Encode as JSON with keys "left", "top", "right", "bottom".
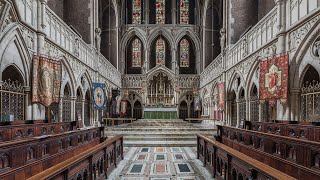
{"left": 180, "top": 39, "right": 189, "bottom": 67}
{"left": 132, "top": 38, "right": 142, "bottom": 68}
{"left": 156, "top": 0, "right": 165, "bottom": 24}
{"left": 156, "top": 38, "right": 166, "bottom": 65}
{"left": 132, "top": 0, "right": 142, "bottom": 24}
{"left": 179, "top": 0, "right": 189, "bottom": 24}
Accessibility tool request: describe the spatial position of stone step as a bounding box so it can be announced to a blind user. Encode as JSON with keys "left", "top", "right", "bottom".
{"left": 107, "top": 127, "right": 215, "bottom": 131}
{"left": 107, "top": 132, "right": 216, "bottom": 136}
{"left": 124, "top": 135, "right": 196, "bottom": 141}
{"left": 124, "top": 140, "right": 197, "bottom": 147}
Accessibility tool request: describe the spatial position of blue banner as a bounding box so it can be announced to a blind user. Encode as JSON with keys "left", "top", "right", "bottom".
{"left": 92, "top": 83, "right": 107, "bottom": 110}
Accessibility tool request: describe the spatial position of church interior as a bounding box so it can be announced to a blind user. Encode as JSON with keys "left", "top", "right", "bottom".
{"left": 0, "top": 0, "right": 320, "bottom": 179}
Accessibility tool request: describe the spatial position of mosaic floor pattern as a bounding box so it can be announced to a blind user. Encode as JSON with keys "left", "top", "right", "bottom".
{"left": 108, "top": 147, "right": 214, "bottom": 180}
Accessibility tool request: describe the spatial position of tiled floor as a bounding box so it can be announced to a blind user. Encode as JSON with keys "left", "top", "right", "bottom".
{"left": 108, "top": 147, "right": 214, "bottom": 180}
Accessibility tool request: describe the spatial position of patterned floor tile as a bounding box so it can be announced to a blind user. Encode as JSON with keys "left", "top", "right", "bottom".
{"left": 154, "top": 154, "right": 167, "bottom": 161}
{"left": 155, "top": 147, "right": 166, "bottom": 153}
{"left": 171, "top": 147, "right": 183, "bottom": 153}
{"left": 174, "top": 163, "right": 194, "bottom": 174}
{"left": 135, "top": 154, "right": 149, "bottom": 161}
{"left": 172, "top": 153, "right": 186, "bottom": 161}
{"left": 140, "top": 147, "right": 151, "bottom": 153}
{"left": 127, "top": 163, "right": 146, "bottom": 175}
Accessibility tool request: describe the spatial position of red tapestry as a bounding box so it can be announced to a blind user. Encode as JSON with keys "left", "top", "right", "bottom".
{"left": 217, "top": 82, "right": 225, "bottom": 111}
{"left": 259, "top": 54, "right": 288, "bottom": 105}
{"left": 32, "top": 56, "right": 62, "bottom": 107}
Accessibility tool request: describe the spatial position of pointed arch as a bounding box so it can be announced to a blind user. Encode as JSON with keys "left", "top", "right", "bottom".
{"left": 0, "top": 25, "right": 31, "bottom": 86}
{"left": 178, "top": 35, "right": 196, "bottom": 74}
{"left": 150, "top": 35, "right": 172, "bottom": 70}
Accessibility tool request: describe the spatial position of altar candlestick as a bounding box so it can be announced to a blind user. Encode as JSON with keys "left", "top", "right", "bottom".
{"left": 151, "top": 84, "right": 153, "bottom": 97}
{"left": 164, "top": 83, "right": 166, "bottom": 97}
{"left": 156, "top": 83, "right": 158, "bottom": 98}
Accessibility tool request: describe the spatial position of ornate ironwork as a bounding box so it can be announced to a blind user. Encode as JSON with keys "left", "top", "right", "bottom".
{"left": 84, "top": 96, "right": 90, "bottom": 126}
{"left": 231, "top": 100, "right": 237, "bottom": 126}
{"left": 239, "top": 98, "right": 246, "bottom": 122}
{"left": 0, "top": 79, "right": 25, "bottom": 121}
{"left": 62, "top": 95, "right": 72, "bottom": 122}
{"left": 301, "top": 81, "right": 320, "bottom": 121}
{"left": 250, "top": 96, "right": 259, "bottom": 121}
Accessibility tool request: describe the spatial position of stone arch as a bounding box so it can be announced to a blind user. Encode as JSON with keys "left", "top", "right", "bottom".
{"left": 300, "top": 64, "right": 320, "bottom": 87}
{"left": 290, "top": 19, "right": 320, "bottom": 89}
{"left": 59, "top": 56, "right": 76, "bottom": 97}
{"left": 227, "top": 71, "right": 245, "bottom": 99}
{"left": 0, "top": 25, "right": 31, "bottom": 86}
{"left": 175, "top": 29, "right": 201, "bottom": 51}
{"left": 146, "top": 66, "right": 175, "bottom": 82}
{"left": 100, "top": 2, "right": 117, "bottom": 67}
{"left": 245, "top": 59, "right": 260, "bottom": 98}
{"left": 147, "top": 28, "right": 174, "bottom": 50}
{"left": 149, "top": 35, "right": 172, "bottom": 70}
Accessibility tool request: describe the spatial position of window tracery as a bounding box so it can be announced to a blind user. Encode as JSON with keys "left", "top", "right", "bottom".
{"left": 180, "top": 0, "right": 189, "bottom": 24}
{"left": 180, "top": 39, "right": 190, "bottom": 67}
{"left": 156, "top": 0, "right": 165, "bottom": 24}
{"left": 132, "top": 0, "right": 142, "bottom": 24}
{"left": 156, "top": 38, "right": 166, "bottom": 65}
{"left": 132, "top": 38, "right": 142, "bottom": 67}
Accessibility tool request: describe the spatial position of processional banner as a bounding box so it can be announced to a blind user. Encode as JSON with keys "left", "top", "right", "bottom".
{"left": 32, "top": 56, "right": 62, "bottom": 107}
{"left": 92, "top": 83, "right": 107, "bottom": 110}
{"left": 217, "top": 82, "right": 225, "bottom": 111}
{"left": 259, "top": 54, "right": 289, "bottom": 105}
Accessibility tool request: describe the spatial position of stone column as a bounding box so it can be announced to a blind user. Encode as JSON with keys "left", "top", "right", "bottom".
{"left": 24, "top": 86, "right": 32, "bottom": 120}
{"left": 172, "top": 0, "right": 177, "bottom": 25}
{"left": 59, "top": 97, "right": 63, "bottom": 122}
{"left": 144, "top": 0, "right": 149, "bottom": 24}
{"left": 258, "top": 102, "right": 262, "bottom": 122}
{"left": 171, "top": 48, "right": 177, "bottom": 73}
{"left": 70, "top": 96, "right": 76, "bottom": 122}
{"left": 276, "top": 0, "right": 287, "bottom": 54}
{"left": 236, "top": 100, "right": 240, "bottom": 127}
{"left": 81, "top": 99, "right": 85, "bottom": 128}
{"left": 145, "top": 48, "right": 150, "bottom": 72}
{"left": 290, "top": 88, "right": 300, "bottom": 121}
{"left": 33, "top": 0, "right": 47, "bottom": 120}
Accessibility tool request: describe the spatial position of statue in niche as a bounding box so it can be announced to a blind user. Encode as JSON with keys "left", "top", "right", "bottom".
{"left": 95, "top": 28, "right": 102, "bottom": 52}
{"left": 313, "top": 40, "right": 320, "bottom": 58}
{"left": 220, "top": 28, "right": 226, "bottom": 52}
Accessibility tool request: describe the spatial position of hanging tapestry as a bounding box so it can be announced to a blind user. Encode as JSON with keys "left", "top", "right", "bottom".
{"left": 194, "top": 96, "right": 201, "bottom": 111}
{"left": 92, "top": 83, "right": 107, "bottom": 110}
{"left": 218, "top": 82, "right": 225, "bottom": 111}
{"left": 259, "top": 54, "right": 289, "bottom": 105}
{"left": 120, "top": 100, "right": 128, "bottom": 116}
{"left": 32, "top": 55, "right": 62, "bottom": 107}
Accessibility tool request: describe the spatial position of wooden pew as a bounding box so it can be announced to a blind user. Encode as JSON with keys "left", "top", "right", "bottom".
{"left": 0, "top": 127, "right": 103, "bottom": 180}
{"left": 216, "top": 125, "right": 320, "bottom": 179}
{"left": 197, "top": 134, "right": 296, "bottom": 180}
{"left": 28, "top": 135, "right": 123, "bottom": 180}
{"left": 0, "top": 121, "right": 78, "bottom": 143}
{"left": 102, "top": 118, "right": 136, "bottom": 127}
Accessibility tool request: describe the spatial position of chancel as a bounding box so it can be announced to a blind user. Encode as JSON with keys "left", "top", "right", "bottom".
{"left": 0, "top": 0, "right": 320, "bottom": 179}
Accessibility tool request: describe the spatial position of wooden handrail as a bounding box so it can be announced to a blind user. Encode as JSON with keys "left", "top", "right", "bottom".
{"left": 28, "top": 135, "right": 123, "bottom": 180}
{"left": 197, "top": 134, "right": 296, "bottom": 180}
{"left": 218, "top": 125, "right": 320, "bottom": 146}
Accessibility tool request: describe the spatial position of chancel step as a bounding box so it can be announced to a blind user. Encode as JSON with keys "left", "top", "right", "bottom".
{"left": 105, "top": 119, "right": 216, "bottom": 147}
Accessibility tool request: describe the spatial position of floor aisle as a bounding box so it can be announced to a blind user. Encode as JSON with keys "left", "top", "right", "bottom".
{"left": 108, "top": 147, "right": 214, "bottom": 180}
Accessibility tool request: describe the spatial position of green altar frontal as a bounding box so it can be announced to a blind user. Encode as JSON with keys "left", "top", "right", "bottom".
{"left": 144, "top": 107, "right": 177, "bottom": 119}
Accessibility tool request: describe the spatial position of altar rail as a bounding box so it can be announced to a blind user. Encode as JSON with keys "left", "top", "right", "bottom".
{"left": 216, "top": 125, "right": 320, "bottom": 179}
{"left": 245, "top": 121, "right": 320, "bottom": 142}
{"left": 28, "top": 135, "right": 123, "bottom": 180}
{"left": 102, "top": 118, "right": 136, "bottom": 127}
{"left": 0, "top": 127, "right": 103, "bottom": 180}
{"left": 197, "top": 134, "right": 295, "bottom": 180}
{"left": 0, "top": 121, "right": 78, "bottom": 142}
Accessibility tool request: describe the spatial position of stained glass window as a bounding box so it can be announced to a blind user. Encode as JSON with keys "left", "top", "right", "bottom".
{"left": 156, "top": 38, "right": 166, "bottom": 65}
{"left": 132, "top": 0, "right": 142, "bottom": 24}
{"left": 180, "top": 39, "right": 189, "bottom": 67}
{"left": 132, "top": 39, "right": 142, "bottom": 67}
{"left": 180, "top": 0, "right": 189, "bottom": 24}
{"left": 156, "top": 0, "right": 165, "bottom": 24}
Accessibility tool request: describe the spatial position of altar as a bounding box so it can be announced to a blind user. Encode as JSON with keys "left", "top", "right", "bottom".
{"left": 144, "top": 107, "right": 177, "bottom": 119}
